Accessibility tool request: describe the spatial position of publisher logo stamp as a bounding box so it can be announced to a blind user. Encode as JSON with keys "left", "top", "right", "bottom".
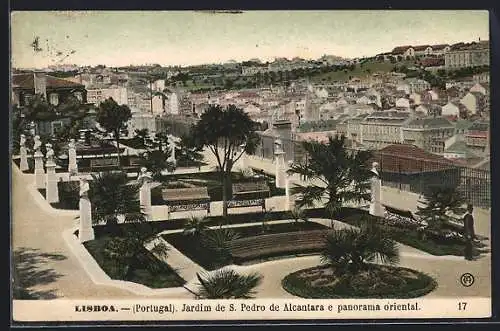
{"left": 460, "top": 273, "right": 475, "bottom": 287}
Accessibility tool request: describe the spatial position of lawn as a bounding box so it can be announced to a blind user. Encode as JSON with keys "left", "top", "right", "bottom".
{"left": 83, "top": 235, "right": 185, "bottom": 288}
{"left": 339, "top": 208, "right": 486, "bottom": 257}
{"left": 282, "top": 264, "right": 437, "bottom": 299}
{"left": 163, "top": 221, "right": 328, "bottom": 270}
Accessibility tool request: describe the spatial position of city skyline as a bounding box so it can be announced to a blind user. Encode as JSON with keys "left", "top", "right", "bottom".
{"left": 11, "top": 10, "right": 489, "bottom": 68}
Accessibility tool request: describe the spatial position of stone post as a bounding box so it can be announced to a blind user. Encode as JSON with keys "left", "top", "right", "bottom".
{"left": 138, "top": 167, "right": 153, "bottom": 221}
{"left": 167, "top": 135, "right": 177, "bottom": 166}
{"left": 68, "top": 138, "right": 78, "bottom": 175}
{"left": 369, "top": 162, "right": 385, "bottom": 217}
{"left": 285, "top": 160, "right": 295, "bottom": 211}
{"left": 33, "top": 135, "right": 45, "bottom": 189}
{"left": 19, "top": 134, "right": 29, "bottom": 171}
{"left": 45, "top": 143, "right": 59, "bottom": 203}
{"left": 79, "top": 177, "right": 94, "bottom": 243}
{"left": 238, "top": 143, "right": 247, "bottom": 170}
{"left": 274, "top": 139, "right": 286, "bottom": 188}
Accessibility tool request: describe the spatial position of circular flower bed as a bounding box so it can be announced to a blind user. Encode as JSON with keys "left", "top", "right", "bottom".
{"left": 282, "top": 264, "right": 437, "bottom": 299}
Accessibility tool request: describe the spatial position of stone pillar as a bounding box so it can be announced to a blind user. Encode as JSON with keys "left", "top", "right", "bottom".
{"left": 285, "top": 161, "right": 295, "bottom": 211}
{"left": 274, "top": 139, "right": 286, "bottom": 189}
{"left": 369, "top": 162, "right": 384, "bottom": 217}
{"left": 79, "top": 178, "right": 94, "bottom": 243}
{"left": 19, "top": 134, "right": 29, "bottom": 171}
{"left": 33, "top": 135, "right": 45, "bottom": 188}
{"left": 45, "top": 143, "right": 59, "bottom": 203}
{"left": 138, "top": 167, "right": 153, "bottom": 221}
{"left": 68, "top": 139, "right": 78, "bottom": 175}
{"left": 167, "top": 135, "right": 177, "bottom": 165}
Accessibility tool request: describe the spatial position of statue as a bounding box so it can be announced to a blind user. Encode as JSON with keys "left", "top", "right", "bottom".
{"left": 137, "top": 167, "right": 153, "bottom": 186}
{"left": 45, "top": 143, "right": 55, "bottom": 163}
{"left": 33, "top": 135, "right": 42, "bottom": 153}
{"left": 369, "top": 162, "right": 384, "bottom": 217}
{"left": 20, "top": 134, "right": 26, "bottom": 147}
{"left": 137, "top": 167, "right": 153, "bottom": 221}
{"left": 79, "top": 177, "right": 90, "bottom": 198}
{"left": 69, "top": 138, "right": 76, "bottom": 150}
{"left": 68, "top": 138, "right": 78, "bottom": 175}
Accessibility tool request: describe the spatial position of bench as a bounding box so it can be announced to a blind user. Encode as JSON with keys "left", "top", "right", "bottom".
{"left": 230, "top": 230, "right": 330, "bottom": 262}
{"left": 90, "top": 158, "right": 120, "bottom": 170}
{"left": 162, "top": 187, "right": 211, "bottom": 216}
{"left": 383, "top": 204, "right": 423, "bottom": 228}
{"left": 228, "top": 181, "right": 269, "bottom": 213}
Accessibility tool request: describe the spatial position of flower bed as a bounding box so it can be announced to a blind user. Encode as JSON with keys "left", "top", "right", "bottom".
{"left": 83, "top": 235, "right": 185, "bottom": 288}
{"left": 282, "top": 264, "right": 437, "bottom": 299}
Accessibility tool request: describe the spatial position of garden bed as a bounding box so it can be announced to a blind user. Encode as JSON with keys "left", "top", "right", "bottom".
{"left": 339, "top": 208, "right": 486, "bottom": 257}
{"left": 282, "top": 264, "right": 437, "bottom": 299}
{"left": 163, "top": 221, "right": 329, "bottom": 270}
{"left": 83, "top": 235, "right": 185, "bottom": 288}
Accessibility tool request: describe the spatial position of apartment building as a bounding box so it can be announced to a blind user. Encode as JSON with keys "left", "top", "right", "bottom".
{"left": 360, "top": 111, "right": 411, "bottom": 149}
{"left": 444, "top": 40, "right": 490, "bottom": 68}
{"left": 402, "top": 116, "right": 455, "bottom": 154}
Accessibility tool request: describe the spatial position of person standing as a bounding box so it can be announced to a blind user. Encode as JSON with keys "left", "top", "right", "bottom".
{"left": 463, "top": 203, "right": 475, "bottom": 261}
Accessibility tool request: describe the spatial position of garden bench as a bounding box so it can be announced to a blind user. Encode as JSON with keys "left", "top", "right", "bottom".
{"left": 230, "top": 230, "right": 329, "bottom": 261}
{"left": 228, "top": 182, "right": 269, "bottom": 213}
{"left": 90, "top": 158, "right": 120, "bottom": 170}
{"left": 162, "top": 187, "right": 211, "bottom": 217}
{"left": 383, "top": 204, "right": 424, "bottom": 229}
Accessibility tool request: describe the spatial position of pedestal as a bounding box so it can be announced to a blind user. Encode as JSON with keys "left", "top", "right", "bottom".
{"left": 68, "top": 149, "right": 78, "bottom": 175}
{"left": 275, "top": 152, "right": 286, "bottom": 189}
{"left": 34, "top": 151, "right": 45, "bottom": 189}
{"left": 20, "top": 146, "right": 29, "bottom": 171}
{"left": 45, "top": 161, "right": 59, "bottom": 203}
{"left": 140, "top": 184, "right": 152, "bottom": 221}
{"left": 285, "top": 177, "right": 293, "bottom": 211}
{"left": 79, "top": 196, "right": 94, "bottom": 243}
{"left": 369, "top": 176, "right": 384, "bottom": 217}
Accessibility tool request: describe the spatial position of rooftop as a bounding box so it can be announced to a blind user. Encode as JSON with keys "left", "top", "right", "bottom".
{"left": 405, "top": 116, "right": 453, "bottom": 129}
{"left": 12, "top": 73, "right": 85, "bottom": 90}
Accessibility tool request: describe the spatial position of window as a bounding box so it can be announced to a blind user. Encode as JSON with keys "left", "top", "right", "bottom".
{"left": 49, "top": 93, "right": 59, "bottom": 106}
{"left": 23, "top": 94, "right": 32, "bottom": 106}
{"left": 51, "top": 121, "right": 63, "bottom": 135}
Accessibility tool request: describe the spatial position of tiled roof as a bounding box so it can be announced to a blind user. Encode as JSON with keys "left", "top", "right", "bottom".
{"left": 12, "top": 73, "right": 85, "bottom": 89}
{"left": 432, "top": 44, "right": 449, "bottom": 50}
{"left": 413, "top": 45, "right": 431, "bottom": 51}
{"left": 392, "top": 46, "right": 412, "bottom": 54}
{"left": 376, "top": 144, "right": 455, "bottom": 174}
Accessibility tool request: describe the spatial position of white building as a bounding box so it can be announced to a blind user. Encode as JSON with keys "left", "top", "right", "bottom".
{"left": 86, "top": 86, "right": 128, "bottom": 106}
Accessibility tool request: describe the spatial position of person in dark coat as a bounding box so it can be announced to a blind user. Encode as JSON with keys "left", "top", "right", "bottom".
{"left": 463, "top": 203, "right": 475, "bottom": 261}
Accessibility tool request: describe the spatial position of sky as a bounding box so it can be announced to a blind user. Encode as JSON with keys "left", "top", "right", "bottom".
{"left": 11, "top": 10, "right": 490, "bottom": 68}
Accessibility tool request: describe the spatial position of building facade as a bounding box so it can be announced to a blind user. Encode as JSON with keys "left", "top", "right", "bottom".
{"left": 402, "top": 117, "right": 455, "bottom": 154}
{"left": 360, "top": 111, "right": 411, "bottom": 149}
{"left": 444, "top": 41, "right": 490, "bottom": 68}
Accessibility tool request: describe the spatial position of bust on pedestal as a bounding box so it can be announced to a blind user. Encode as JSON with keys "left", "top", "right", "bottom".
{"left": 285, "top": 160, "right": 295, "bottom": 211}
{"left": 138, "top": 167, "right": 153, "bottom": 221}
{"left": 369, "top": 162, "right": 384, "bottom": 217}
{"left": 68, "top": 139, "right": 78, "bottom": 175}
{"left": 274, "top": 139, "right": 286, "bottom": 189}
{"left": 33, "top": 136, "right": 45, "bottom": 189}
{"left": 79, "top": 177, "right": 94, "bottom": 243}
{"left": 19, "top": 134, "right": 29, "bottom": 171}
{"left": 45, "top": 143, "right": 59, "bottom": 203}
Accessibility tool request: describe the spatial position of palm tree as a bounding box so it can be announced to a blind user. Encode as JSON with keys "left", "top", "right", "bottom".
{"left": 195, "top": 269, "right": 263, "bottom": 299}
{"left": 416, "top": 185, "right": 467, "bottom": 235}
{"left": 201, "top": 228, "right": 240, "bottom": 267}
{"left": 288, "top": 134, "right": 373, "bottom": 218}
{"left": 290, "top": 206, "right": 309, "bottom": 228}
{"left": 183, "top": 216, "right": 209, "bottom": 237}
{"left": 89, "top": 171, "right": 141, "bottom": 226}
{"left": 320, "top": 225, "right": 399, "bottom": 275}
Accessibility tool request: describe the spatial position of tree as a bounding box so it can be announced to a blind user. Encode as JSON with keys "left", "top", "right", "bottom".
{"left": 134, "top": 128, "right": 151, "bottom": 148}
{"left": 190, "top": 104, "right": 260, "bottom": 216}
{"left": 288, "top": 134, "right": 373, "bottom": 217}
{"left": 290, "top": 206, "right": 309, "bottom": 228}
{"left": 415, "top": 185, "right": 467, "bottom": 235}
{"left": 139, "top": 149, "right": 176, "bottom": 180}
{"left": 96, "top": 98, "right": 132, "bottom": 166}
{"left": 320, "top": 225, "right": 399, "bottom": 275}
{"left": 195, "top": 269, "right": 263, "bottom": 299}
{"left": 89, "top": 171, "right": 141, "bottom": 226}
{"left": 201, "top": 228, "right": 240, "bottom": 266}
{"left": 182, "top": 216, "right": 209, "bottom": 237}
{"left": 177, "top": 133, "right": 204, "bottom": 167}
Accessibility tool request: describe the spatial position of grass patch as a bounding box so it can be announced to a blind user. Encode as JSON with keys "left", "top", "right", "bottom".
{"left": 282, "top": 264, "right": 437, "bottom": 299}
{"left": 340, "top": 208, "right": 485, "bottom": 257}
{"left": 83, "top": 235, "right": 185, "bottom": 288}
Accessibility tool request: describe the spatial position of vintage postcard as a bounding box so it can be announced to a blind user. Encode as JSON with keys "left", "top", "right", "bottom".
{"left": 10, "top": 10, "right": 492, "bottom": 323}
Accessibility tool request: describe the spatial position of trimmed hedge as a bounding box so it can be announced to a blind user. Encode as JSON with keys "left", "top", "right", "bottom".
{"left": 282, "top": 264, "right": 437, "bottom": 299}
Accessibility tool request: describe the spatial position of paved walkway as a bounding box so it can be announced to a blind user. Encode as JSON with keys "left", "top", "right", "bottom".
{"left": 11, "top": 163, "right": 192, "bottom": 299}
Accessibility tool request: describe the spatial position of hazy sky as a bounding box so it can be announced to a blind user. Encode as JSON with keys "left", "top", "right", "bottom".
{"left": 11, "top": 10, "right": 489, "bottom": 68}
